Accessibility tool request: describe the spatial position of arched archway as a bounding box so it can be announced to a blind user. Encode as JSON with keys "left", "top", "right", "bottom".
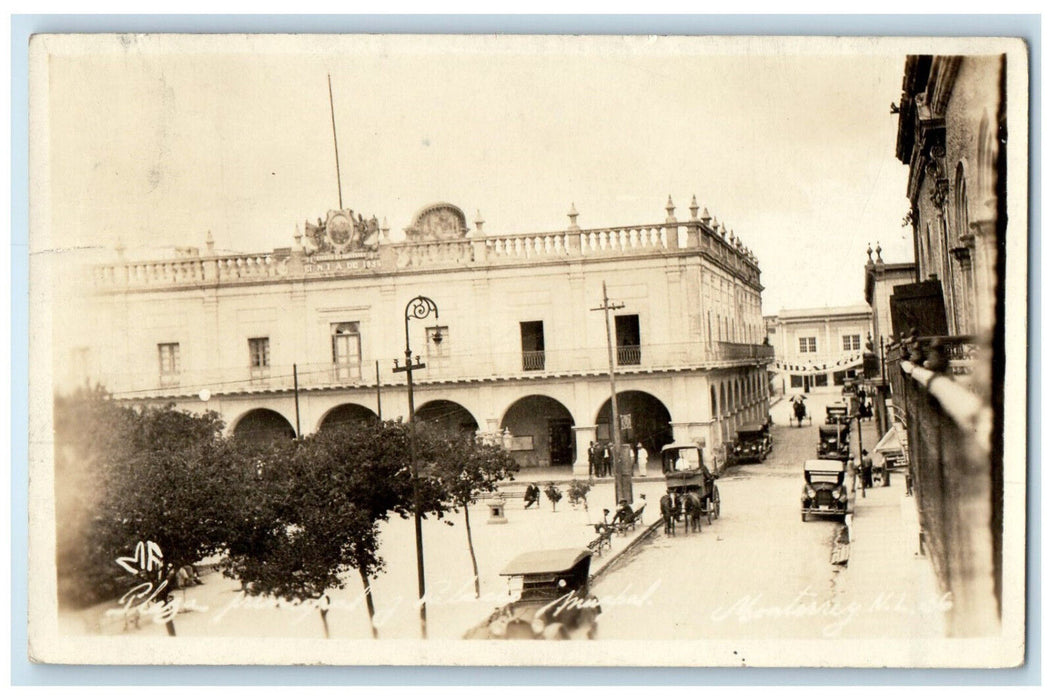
{"left": 318, "top": 403, "right": 379, "bottom": 433}
{"left": 595, "top": 390, "right": 673, "bottom": 457}
{"left": 232, "top": 408, "right": 296, "bottom": 446}
{"left": 501, "top": 395, "right": 575, "bottom": 469}
{"left": 710, "top": 386, "right": 717, "bottom": 417}
{"left": 719, "top": 383, "right": 726, "bottom": 415}
{"left": 415, "top": 400, "right": 479, "bottom": 434}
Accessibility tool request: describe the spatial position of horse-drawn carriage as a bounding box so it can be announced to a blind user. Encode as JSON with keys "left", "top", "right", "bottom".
{"left": 817, "top": 423, "right": 851, "bottom": 461}
{"left": 729, "top": 422, "right": 772, "bottom": 464}
{"left": 660, "top": 443, "right": 721, "bottom": 535}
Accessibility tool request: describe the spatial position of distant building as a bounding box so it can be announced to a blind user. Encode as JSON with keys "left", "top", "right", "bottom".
{"left": 766, "top": 304, "right": 873, "bottom": 393}
{"left": 863, "top": 247, "right": 917, "bottom": 349}
{"left": 68, "top": 198, "right": 772, "bottom": 475}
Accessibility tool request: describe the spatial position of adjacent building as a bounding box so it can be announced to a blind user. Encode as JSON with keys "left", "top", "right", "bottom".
{"left": 67, "top": 198, "right": 772, "bottom": 475}
{"left": 889, "top": 53, "right": 1010, "bottom": 636}
{"left": 766, "top": 305, "right": 873, "bottom": 394}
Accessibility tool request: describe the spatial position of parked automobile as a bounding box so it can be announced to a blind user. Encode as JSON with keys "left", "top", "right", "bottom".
{"left": 464, "top": 548, "right": 601, "bottom": 640}
{"left": 825, "top": 402, "right": 852, "bottom": 426}
{"left": 730, "top": 423, "right": 772, "bottom": 464}
{"left": 817, "top": 423, "right": 851, "bottom": 461}
{"left": 800, "top": 459, "right": 850, "bottom": 522}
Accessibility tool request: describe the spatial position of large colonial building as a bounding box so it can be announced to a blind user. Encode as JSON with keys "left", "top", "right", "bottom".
{"left": 67, "top": 198, "right": 771, "bottom": 475}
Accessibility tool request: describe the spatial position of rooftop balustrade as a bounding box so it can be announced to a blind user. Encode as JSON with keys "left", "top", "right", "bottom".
{"left": 92, "top": 219, "right": 761, "bottom": 293}
{"left": 94, "top": 340, "right": 773, "bottom": 400}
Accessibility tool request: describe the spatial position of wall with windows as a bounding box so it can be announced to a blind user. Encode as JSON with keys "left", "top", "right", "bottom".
{"left": 767, "top": 305, "right": 873, "bottom": 392}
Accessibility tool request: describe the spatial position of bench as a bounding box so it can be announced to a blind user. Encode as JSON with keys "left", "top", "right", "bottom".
{"left": 612, "top": 504, "right": 646, "bottom": 535}
{"left": 587, "top": 524, "right": 613, "bottom": 557}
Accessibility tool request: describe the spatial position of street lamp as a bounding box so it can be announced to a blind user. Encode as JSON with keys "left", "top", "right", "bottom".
{"left": 392, "top": 295, "right": 438, "bottom": 639}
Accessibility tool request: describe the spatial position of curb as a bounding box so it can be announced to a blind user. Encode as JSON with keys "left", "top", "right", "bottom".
{"left": 589, "top": 518, "right": 663, "bottom": 582}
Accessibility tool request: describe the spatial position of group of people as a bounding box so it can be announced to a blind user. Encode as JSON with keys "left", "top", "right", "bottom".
{"left": 587, "top": 441, "right": 649, "bottom": 478}
{"left": 856, "top": 386, "right": 874, "bottom": 421}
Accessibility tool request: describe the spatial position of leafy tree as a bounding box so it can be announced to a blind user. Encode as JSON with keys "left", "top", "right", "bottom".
{"left": 54, "top": 389, "right": 240, "bottom": 636}
{"left": 424, "top": 429, "right": 517, "bottom": 598}
{"left": 222, "top": 420, "right": 445, "bottom": 638}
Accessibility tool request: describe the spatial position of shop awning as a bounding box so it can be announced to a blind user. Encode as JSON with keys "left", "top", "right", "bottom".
{"left": 873, "top": 425, "right": 905, "bottom": 455}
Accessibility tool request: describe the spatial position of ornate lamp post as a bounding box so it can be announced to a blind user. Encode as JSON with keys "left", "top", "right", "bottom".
{"left": 392, "top": 295, "right": 438, "bottom": 639}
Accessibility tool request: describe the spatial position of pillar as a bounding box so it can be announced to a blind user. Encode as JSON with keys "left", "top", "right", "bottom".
{"left": 572, "top": 424, "right": 598, "bottom": 477}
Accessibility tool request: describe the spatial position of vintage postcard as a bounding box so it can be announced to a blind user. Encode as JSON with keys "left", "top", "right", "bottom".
{"left": 26, "top": 33, "right": 1028, "bottom": 667}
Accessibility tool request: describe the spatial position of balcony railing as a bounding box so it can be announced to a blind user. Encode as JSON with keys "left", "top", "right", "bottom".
{"left": 616, "top": 345, "right": 641, "bottom": 366}
{"left": 888, "top": 337, "right": 999, "bottom": 637}
{"left": 91, "top": 341, "right": 775, "bottom": 399}
{"left": 521, "top": 350, "right": 546, "bottom": 371}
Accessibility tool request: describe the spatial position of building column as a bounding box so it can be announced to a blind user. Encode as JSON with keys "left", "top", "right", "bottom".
{"left": 572, "top": 424, "right": 597, "bottom": 477}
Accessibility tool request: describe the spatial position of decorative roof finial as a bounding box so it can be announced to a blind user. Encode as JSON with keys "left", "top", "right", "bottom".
{"left": 567, "top": 203, "right": 580, "bottom": 231}
{"left": 474, "top": 210, "right": 485, "bottom": 234}
{"left": 720, "top": 223, "right": 727, "bottom": 239}
{"left": 380, "top": 217, "right": 390, "bottom": 242}
{"left": 700, "top": 207, "right": 711, "bottom": 226}
{"left": 689, "top": 195, "right": 699, "bottom": 221}
{"left": 293, "top": 225, "right": 302, "bottom": 251}
{"left": 665, "top": 195, "right": 676, "bottom": 224}
{"left": 875, "top": 241, "right": 883, "bottom": 262}
{"left": 205, "top": 230, "right": 215, "bottom": 254}
{"left": 866, "top": 242, "right": 873, "bottom": 262}
{"left": 115, "top": 237, "right": 125, "bottom": 260}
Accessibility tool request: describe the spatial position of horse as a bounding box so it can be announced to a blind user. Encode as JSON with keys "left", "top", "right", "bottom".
{"left": 683, "top": 492, "right": 704, "bottom": 533}
{"left": 659, "top": 493, "right": 677, "bottom": 536}
{"left": 793, "top": 400, "right": 807, "bottom": 427}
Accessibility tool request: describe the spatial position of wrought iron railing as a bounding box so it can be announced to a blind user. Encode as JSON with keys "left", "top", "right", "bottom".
{"left": 616, "top": 345, "right": 641, "bottom": 366}
{"left": 521, "top": 350, "right": 546, "bottom": 371}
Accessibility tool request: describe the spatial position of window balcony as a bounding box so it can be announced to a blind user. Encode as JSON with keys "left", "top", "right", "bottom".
{"left": 616, "top": 345, "right": 642, "bottom": 366}
{"left": 521, "top": 350, "right": 546, "bottom": 371}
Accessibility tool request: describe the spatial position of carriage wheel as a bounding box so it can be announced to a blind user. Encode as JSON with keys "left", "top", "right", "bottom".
{"left": 712, "top": 486, "right": 721, "bottom": 520}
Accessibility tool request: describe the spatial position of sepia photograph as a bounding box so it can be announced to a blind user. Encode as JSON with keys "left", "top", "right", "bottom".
{"left": 25, "top": 32, "right": 1029, "bottom": 668}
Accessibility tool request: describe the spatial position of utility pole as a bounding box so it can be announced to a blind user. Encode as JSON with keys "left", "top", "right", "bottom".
{"left": 592, "top": 281, "right": 632, "bottom": 505}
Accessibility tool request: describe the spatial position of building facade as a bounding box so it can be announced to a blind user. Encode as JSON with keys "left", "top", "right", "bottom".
{"left": 69, "top": 198, "right": 772, "bottom": 475}
{"left": 889, "top": 53, "right": 1009, "bottom": 636}
{"left": 766, "top": 305, "right": 873, "bottom": 393}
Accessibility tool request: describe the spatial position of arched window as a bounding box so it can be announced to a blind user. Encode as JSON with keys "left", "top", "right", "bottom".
{"left": 719, "top": 384, "right": 726, "bottom": 415}
{"left": 710, "top": 386, "right": 717, "bottom": 416}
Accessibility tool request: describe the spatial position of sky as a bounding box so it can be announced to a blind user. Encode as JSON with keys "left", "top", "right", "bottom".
{"left": 39, "top": 34, "right": 918, "bottom": 315}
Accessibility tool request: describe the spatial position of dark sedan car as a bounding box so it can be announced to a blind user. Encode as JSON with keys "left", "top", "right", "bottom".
{"left": 801, "top": 459, "right": 850, "bottom": 522}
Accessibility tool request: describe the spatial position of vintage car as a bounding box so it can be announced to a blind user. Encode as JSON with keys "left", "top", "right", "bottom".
{"left": 661, "top": 443, "right": 721, "bottom": 523}
{"left": 825, "top": 402, "right": 852, "bottom": 426}
{"left": 817, "top": 423, "right": 851, "bottom": 461}
{"left": 800, "top": 459, "right": 850, "bottom": 521}
{"left": 464, "top": 548, "right": 601, "bottom": 640}
{"left": 729, "top": 423, "right": 772, "bottom": 464}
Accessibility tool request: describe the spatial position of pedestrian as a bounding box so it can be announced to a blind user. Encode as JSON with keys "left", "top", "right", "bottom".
{"left": 523, "top": 482, "right": 540, "bottom": 509}
{"left": 587, "top": 441, "right": 597, "bottom": 478}
{"left": 861, "top": 450, "right": 874, "bottom": 489}
{"left": 601, "top": 443, "right": 612, "bottom": 478}
{"left": 636, "top": 442, "right": 649, "bottom": 477}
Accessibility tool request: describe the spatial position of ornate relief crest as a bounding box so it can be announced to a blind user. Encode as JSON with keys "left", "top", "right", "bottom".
{"left": 304, "top": 209, "right": 380, "bottom": 255}
{"left": 404, "top": 202, "right": 469, "bottom": 242}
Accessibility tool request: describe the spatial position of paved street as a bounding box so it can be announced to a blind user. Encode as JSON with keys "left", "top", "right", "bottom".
{"left": 592, "top": 389, "right": 945, "bottom": 641}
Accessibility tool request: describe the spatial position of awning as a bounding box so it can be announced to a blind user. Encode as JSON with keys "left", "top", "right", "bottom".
{"left": 873, "top": 425, "right": 904, "bottom": 455}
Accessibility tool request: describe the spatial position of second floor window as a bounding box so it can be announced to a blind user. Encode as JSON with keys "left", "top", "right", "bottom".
{"left": 520, "top": 321, "right": 545, "bottom": 371}
{"left": 249, "top": 337, "right": 270, "bottom": 373}
{"left": 332, "top": 323, "right": 361, "bottom": 380}
{"left": 798, "top": 337, "right": 817, "bottom": 353}
{"left": 842, "top": 334, "right": 860, "bottom": 351}
{"left": 158, "top": 343, "right": 180, "bottom": 383}
{"left": 615, "top": 314, "right": 641, "bottom": 365}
